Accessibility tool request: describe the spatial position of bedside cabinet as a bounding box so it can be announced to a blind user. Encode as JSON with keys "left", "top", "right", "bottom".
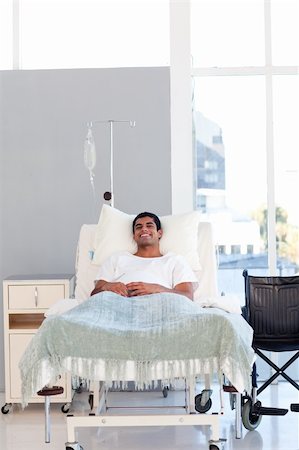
{"left": 2, "top": 274, "right": 75, "bottom": 414}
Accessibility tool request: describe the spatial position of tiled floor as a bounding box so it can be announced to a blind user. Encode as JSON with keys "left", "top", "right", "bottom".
{"left": 1, "top": 382, "right": 299, "bottom": 450}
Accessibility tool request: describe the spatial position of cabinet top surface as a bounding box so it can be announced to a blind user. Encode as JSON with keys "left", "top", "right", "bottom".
{"left": 4, "top": 274, "right": 74, "bottom": 281}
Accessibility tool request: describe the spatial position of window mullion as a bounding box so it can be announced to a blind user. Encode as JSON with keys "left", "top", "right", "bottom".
{"left": 264, "top": 0, "right": 277, "bottom": 275}
{"left": 192, "top": 67, "right": 266, "bottom": 76}
{"left": 192, "top": 66, "right": 298, "bottom": 77}
{"left": 169, "top": 0, "right": 193, "bottom": 213}
{"left": 12, "top": 0, "right": 20, "bottom": 69}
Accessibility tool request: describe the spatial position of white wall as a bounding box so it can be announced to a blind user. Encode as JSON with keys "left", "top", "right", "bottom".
{"left": 0, "top": 67, "right": 172, "bottom": 391}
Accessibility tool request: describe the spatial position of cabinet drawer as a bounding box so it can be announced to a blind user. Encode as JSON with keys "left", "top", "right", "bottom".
{"left": 8, "top": 284, "right": 65, "bottom": 309}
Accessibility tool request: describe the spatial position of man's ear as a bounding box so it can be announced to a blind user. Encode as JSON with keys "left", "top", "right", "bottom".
{"left": 158, "top": 229, "right": 163, "bottom": 240}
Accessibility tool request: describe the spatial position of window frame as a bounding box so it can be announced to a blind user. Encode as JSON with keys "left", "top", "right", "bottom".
{"left": 190, "top": 0, "right": 299, "bottom": 276}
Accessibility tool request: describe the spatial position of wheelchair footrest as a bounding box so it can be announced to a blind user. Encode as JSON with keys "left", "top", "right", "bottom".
{"left": 290, "top": 404, "right": 299, "bottom": 412}
{"left": 253, "top": 403, "right": 288, "bottom": 416}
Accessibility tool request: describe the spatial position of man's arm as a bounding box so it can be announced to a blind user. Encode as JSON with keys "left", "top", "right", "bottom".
{"left": 126, "top": 282, "right": 194, "bottom": 300}
{"left": 91, "top": 279, "right": 128, "bottom": 297}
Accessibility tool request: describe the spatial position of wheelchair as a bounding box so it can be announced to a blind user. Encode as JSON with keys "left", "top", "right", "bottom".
{"left": 240, "top": 269, "right": 299, "bottom": 430}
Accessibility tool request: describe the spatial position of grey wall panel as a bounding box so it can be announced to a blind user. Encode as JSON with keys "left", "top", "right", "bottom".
{"left": 0, "top": 67, "right": 171, "bottom": 391}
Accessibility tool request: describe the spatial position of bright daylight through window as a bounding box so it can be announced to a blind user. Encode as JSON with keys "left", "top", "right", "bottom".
{"left": 12, "top": 0, "right": 170, "bottom": 69}
{"left": 191, "top": 0, "right": 299, "bottom": 297}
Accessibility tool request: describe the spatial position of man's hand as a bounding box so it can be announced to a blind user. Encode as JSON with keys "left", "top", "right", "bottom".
{"left": 126, "top": 281, "right": 194, "bottom": 300}
{"left": 91, "top": 280, "right": 193, "bottom": 300}
{"left": 126, "top": 282, "right": 163, "bottom": 296}
{"left": 104, "top": 282, "right": 129, "bottom": 296}
{"left": 91, "top": 281, "right": 128, "bottom": 297}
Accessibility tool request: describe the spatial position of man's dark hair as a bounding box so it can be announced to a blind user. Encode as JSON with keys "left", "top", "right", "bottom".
{"left": 132, "top": 212, "right": 162, "bottom": 232}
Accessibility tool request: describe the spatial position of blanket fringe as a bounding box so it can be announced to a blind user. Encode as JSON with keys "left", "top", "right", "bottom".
{"left": 20, "top": 354, "right": 252, "bottom": 408}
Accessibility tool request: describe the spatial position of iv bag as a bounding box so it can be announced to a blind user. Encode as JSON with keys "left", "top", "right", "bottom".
{"left": 84, "top": 127, "right": 96, "bottom": 171}
{"left": 84, "top": 125, "right": 97, "bottom": 220}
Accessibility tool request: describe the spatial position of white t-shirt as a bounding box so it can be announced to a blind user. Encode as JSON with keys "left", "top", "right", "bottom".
{"left": 95, "top": 251, "right": 198, "bottom": 290}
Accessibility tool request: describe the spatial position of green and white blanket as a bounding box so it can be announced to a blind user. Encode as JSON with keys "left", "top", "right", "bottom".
{"left": 19, "top": 292, "right": 254, "bottom": 405}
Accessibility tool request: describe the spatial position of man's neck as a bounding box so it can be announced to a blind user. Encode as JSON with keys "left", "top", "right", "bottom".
{"left": 134, "top": 246, "right": 162, "bottom": 258}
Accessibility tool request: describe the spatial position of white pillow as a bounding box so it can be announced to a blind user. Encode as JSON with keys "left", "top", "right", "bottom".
{"left": 197, "top": 295, "right": 242, "bottom": 314}
{"left": 92, "top": 205, "right": 201, "bottom": 271}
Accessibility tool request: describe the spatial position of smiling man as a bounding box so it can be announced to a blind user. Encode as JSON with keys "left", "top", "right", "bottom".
{"left": 91, "top": 212, "right": 198, "bottom": 300}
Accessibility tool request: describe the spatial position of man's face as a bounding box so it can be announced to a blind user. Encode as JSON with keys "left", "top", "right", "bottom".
{"left": 133, "top": 216, "right": 162, "bottom": 247}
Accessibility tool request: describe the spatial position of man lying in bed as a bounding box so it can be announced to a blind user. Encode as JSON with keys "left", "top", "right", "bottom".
{"left": 91, "top": 212, "right": 198, "bottom": 300}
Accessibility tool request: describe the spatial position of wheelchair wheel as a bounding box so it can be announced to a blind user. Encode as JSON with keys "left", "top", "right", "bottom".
{"left": 242, "top": 399, "right": 262, "bottom": 431}
{"left": 195, "top": 393, "right": 212, "bottom": 413}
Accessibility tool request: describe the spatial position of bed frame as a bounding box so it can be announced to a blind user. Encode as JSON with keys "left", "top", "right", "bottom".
{"left": 19, "top": 220, "right": 249, "bottom": 450}
{"left": 65, "top": 375, "right": 227, "bottom": 450}
{"left": 62, "top": 221, "right": 238, "bottom": 450}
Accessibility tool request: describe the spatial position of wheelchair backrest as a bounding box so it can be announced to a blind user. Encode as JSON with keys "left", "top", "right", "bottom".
{"left": 243, "top": 270, "right": 299, "bottom": 349}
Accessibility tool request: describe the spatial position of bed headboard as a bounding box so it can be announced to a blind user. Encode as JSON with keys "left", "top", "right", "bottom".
{"left": 74, "top": 222, "right": 218, "bottom": 302}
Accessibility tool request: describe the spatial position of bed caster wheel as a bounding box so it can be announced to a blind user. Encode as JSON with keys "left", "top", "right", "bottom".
{"left": 1, "top": 403, "right": 12, "bottom": 414}
{"left": 65, "top": 443, "right": 83, "bottom": 450}
{"left": 66, "top": 447, "right": 83, "bottom": 450}
{"left": 209, "top": 438, "right": 226, "bottom": 450}
{"left": 75, "top": 385, "right": 83, "bottom": 394}
{"left": 61, "top": 403, "right": 70, "bottom": 413}
{"left": 242, "top": 399, "right": 262, "bottom": 430}
{"left": 195, "top": 391, "right": 212, "bottom": 413}
{"left": 88, "top": 393, "right": 94, "bottom": 410}
{"left": 162, "top": 386, "right": 169, "bottom": 398}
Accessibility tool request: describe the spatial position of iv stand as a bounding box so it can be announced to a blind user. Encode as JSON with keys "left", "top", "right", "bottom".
{"left": 89, "top": 119, "right": 135, "bottom": 208}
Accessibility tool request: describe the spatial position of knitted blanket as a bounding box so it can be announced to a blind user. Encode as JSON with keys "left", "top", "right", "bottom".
{"left": 19, "top": 292, "right": 254, "bottom": 405}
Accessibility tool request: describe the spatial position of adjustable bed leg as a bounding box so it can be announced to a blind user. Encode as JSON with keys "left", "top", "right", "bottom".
{"left": 235, "top": 392, "right": 242, "bottom": 439}
{"left": 88, "top": 380, "right": 101, "bottom": 413}
{"left": 37, "top": 385, "right": 64, "bottom": 443}
{"left": 222, "top": 383, "right": 242, "bottom": 438}
{"left": 187, "top": 378, "right": 196, "bottom": 413}
{"left": 44, "top": 395, "right": 51, "bottom": 443}
{"left": 219, "top": 375, "right": 224, "bottom": 414}
{"left": 88, "top": 381, "right": 108, "bottom": 415}
{"left": 96, "top": 382, "right": 107, "bottom": 413}
{"left": 219, "top": 386, "right": 224, "bottom": 414}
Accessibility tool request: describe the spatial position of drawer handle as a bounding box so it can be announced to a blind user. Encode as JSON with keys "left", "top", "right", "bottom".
{"left": 34, "top": 287, "right": 38, "bottom": 307}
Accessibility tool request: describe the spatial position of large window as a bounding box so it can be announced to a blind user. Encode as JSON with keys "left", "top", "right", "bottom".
{"left": 273, "top": 75, "right": 299, "bottom": 272}
{"left": 191, "top": 0, "right": 265, "bottom": 67}
{"left": 191, "top": 0, "right": 299, "bottom": 297}
{"left": 1, "top": 0, "right": 298, "bottom": 298}
{"left": 0, "top": 1, "right": 13, "bottom": 69}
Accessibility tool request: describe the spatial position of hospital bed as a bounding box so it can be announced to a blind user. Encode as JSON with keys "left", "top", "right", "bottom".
{"left": 19, "top": 208, "right": 255, "bottom": 450}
